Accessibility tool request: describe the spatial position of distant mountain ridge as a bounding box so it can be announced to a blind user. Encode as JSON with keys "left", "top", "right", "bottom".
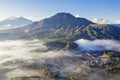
{"left": 0, "top": 17, "right": 32, "bottom": 30}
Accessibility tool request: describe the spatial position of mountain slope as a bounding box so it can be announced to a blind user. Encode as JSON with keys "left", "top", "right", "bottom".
{"left": 75, "top": 24, "right": 120, "bottom": 40}
{"left": 22, "top": 13, "right": 94, "bottom": 39}
{"left": 24, "top": 23, "right": 120, "bottom": 41}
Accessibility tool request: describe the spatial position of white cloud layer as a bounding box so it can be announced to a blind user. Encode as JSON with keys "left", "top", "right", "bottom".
{"left": 114, "top": 20, "right": 120, "bottom": 24}
{"left": 75, "top": 14, "right": 80, "bottom": 18}
{"left": 91, "top": 18, "right": 111, "bottom": 24}
{"left": 75, "top": 39, "right": 120, "bottom": 51}
{"left": 91, "top": 18, "right": 120, "bottom": 24}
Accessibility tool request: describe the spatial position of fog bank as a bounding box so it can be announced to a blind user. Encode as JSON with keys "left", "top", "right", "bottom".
{"left": 0, "top": 40, "right": 86, "bottom": 80}
{"left": 75, "top": 39, "right": 120, "bottom": 51}
{"left": 0, "top": 39, "right": 119, "bottom": 80}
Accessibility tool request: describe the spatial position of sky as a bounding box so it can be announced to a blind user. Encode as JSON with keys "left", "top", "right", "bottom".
{"left": 0, "top": 0, "right": 120, "bottom": 23}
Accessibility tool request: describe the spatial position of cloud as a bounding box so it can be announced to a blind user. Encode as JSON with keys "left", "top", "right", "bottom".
{"left": 75, "top": 39, "right": 120, "bottom": 51}
{"left": 114, "top": 20, "right": 120, "bottom": 24}
{"left": 1, "top": 39, "right": 120, "bottom": 79}
{"left": 75, "top": 14, "right": 80, "bottom": 18}
{"left": 91, "top": 18, "right": 120, "bottom": 24}
{"left": 91, "top": 18, "right": 110, "bottom": 24}
{"left": 0, "top": 40, "right": 86, "bottom": 79}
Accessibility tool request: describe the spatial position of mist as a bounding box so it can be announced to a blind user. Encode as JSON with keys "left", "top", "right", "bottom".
{"left": 75, "top": 39, "right": 120, "bottom": 51}
{"left": 0, "top": 39, "right": 120, "bottom": 80}
{"left": 0, "top": 39, "right": 89, "bottom": 80}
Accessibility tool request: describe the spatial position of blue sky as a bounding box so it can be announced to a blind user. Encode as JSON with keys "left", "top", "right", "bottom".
{"left": 0, "top": 0, "right": 119, "bottom": 22}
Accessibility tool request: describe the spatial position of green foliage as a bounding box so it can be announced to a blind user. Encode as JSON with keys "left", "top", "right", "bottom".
{"left": 70, "top": 24, "right": 120, "bottom": 40}
{"left": 40, "top": 66, "right": 55, "bottom": 80}
{"left": 40, "top": 67, "right": 51, "bottom": 77}
{"left": 103, "top": 65, "right": 120, "bottom": 74}
{"left": 46, "top": 38, "right": 78, "bottom": 49}
{"left": 103, "top": 52, "right": 114, "bottom": 56}
{"left": 67, "top": 75, "right": 80, "bottom": 80}
{"left": 102, "top": 51, "right": 120, "bottom": 74}
{"left": 86, "top": 68, "right": 92, "bottom": 73}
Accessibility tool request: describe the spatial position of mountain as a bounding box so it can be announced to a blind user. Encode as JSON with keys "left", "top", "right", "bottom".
{"left": 0, "top": 17, "right": 32, "bottom": 30}
{"left": 25, "top": 13, "right": 94, "bottom": 30}
{"left": 0, "top": 13, "right": 120, "bottom": 41}
{"left": 21, "top": 13, "right": 94, "bottom": 39}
